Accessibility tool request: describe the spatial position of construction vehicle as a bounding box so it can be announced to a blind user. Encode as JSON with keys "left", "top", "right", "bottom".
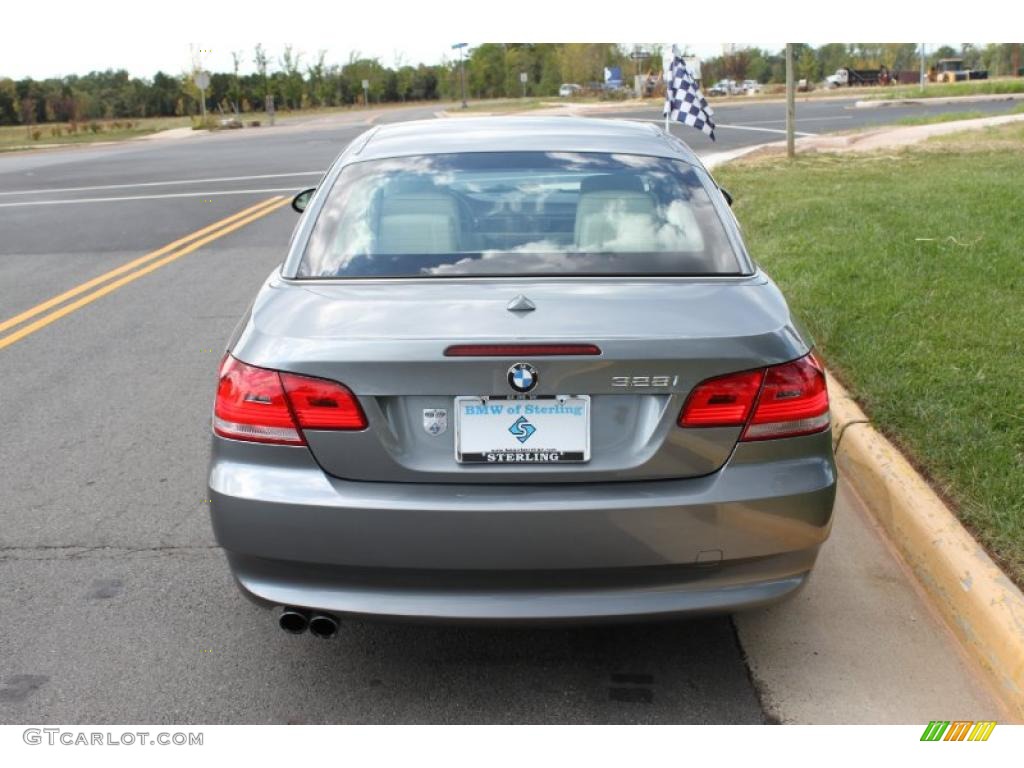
{"left": 931, "top": 58, "right": 989, "bottom": 83}
{"left": 826, "top": 66, "right": 894, "bottom": 87}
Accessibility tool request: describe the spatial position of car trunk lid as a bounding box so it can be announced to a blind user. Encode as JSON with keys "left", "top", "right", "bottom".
{"left": 231, "top": 274, "right": 807, "bottom": 483}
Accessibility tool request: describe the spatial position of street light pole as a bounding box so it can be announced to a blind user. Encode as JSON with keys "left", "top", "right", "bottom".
{"left": 785, "top": 43, "right": 795, "bottom": 159}
{"left": 452, "top": 43, "right": 468, "bottom": 109}
{"left": 920, "top": 43, "right": 926, "bottom": 92}
{"left": 460, "top": 48, "right": 467, "bottom": 108}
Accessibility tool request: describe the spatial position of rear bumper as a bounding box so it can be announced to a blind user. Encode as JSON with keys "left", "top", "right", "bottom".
{"left": 208, "top": 431, "right": 836, "bottom": 622}
{"left": 225, "top": 551, "right": 815, "bottom": 623}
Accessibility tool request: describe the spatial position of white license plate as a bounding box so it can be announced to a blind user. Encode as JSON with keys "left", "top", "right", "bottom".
{"left": 454, "top": 396, "right": 590, "bottom": 464}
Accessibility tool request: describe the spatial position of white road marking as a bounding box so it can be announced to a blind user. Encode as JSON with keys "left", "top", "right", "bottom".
{"left": 0, "top": 188, "right": 303, "bottom": 208}
{"left": 625, "top": 118, "right": 817, "bottom": 137}
{"left": 714, "top": 123, "right": 817, "bottom": 136}
{"left": 0, "top": 171, "right": 321, "bottom": 198}
{"left": 729, "top": 115, "right": 854, "bottom": 126}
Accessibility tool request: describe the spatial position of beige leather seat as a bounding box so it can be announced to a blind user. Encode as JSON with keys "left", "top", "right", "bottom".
{"left": 574, "top": 175, "right": 659, "bottom": 252}
{"left": 377, "top": 192, "right": 462, "bottom": 254}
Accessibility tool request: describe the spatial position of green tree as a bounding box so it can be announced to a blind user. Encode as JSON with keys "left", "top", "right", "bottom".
{"left": 816, "top": 43, "right": 850, "bottom": 76}
{"left": 468, "top": 43, "right": 507, "bottom": 98}
{"left": 253, "top": 43, "right": 270, "bottom": 106}
{"left": 797, "top": 46, "right": 819, "bottom": 81}
{"left": 229, "top": 51, "right": 243, "bottom": 112}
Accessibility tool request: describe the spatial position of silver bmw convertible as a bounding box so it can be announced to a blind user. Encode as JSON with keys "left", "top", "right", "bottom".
{"left": 208, "top": 117, "right": 836, "bottom": 636}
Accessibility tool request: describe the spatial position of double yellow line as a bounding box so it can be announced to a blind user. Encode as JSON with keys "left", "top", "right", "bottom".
{"left": 0, "top": 195, "right": 290, "bottom": 352}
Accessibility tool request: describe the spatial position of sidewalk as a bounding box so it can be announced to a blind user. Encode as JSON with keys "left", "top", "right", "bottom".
{"left": 856, "top": 92, "right": 1024, "bottom": 108}
{"left": 736, "top": 478, "right": 1008, "bottom": 723}
{"left": 705, "top": 112, "right": 1024, "bottom": 159}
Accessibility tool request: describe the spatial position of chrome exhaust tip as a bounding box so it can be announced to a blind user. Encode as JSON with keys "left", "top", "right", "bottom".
{"left": 279, "top": 608, "right": 309, "bottom": 634}
{"left": 308, "top": 613, "right": 339, "bottom": 639}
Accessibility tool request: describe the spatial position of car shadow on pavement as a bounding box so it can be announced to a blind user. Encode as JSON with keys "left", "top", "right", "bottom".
{"left": 272, "top": 616, "right": 766, "bottom": 724}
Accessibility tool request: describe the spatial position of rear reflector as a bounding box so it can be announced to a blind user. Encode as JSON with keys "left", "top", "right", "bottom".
{"left": 679, "top": 353, "right": 830, "bottom": 441}
{"left": 444, "top": 343, "right": 601, "bottom": 357}
{"left": 213, "top": 356, "right": 366, "bottom": 445}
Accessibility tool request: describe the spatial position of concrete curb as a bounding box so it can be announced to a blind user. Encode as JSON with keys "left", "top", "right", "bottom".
{"left": 828, "top": 377, "right": 1024, "bottom": 719}
{"left": 855, "top": 92, "right": 1024, "bottom": 108}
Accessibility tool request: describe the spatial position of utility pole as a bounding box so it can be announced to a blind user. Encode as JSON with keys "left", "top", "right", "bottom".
{"left": 452, "top": 43, "right": 468, "bottom": 108}
{"left": 785, "top": 43, "right": 795, "bottom": 159}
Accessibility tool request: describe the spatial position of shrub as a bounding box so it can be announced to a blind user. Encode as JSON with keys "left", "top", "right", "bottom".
{"left": 191, "top": 115, "right": 219, "bottom": 130}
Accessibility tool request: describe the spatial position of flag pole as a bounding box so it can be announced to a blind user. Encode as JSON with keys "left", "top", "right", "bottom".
{"left": 664, "top": 44, "right": 677, "bottom": 133}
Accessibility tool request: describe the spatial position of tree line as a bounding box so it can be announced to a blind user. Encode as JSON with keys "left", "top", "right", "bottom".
{"left": 702, "top": 43, "right": 1022, "bottom": 86}
{"left": 2, "top": 43, "right": 1020, "bottom": 126}
{"left": 0, "top": 44, "right": 641, "bottom": 126}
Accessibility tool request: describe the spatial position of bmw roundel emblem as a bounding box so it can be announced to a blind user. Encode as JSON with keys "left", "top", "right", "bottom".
{"left": 508, "top": 362, "right": 538, "bottom": 393}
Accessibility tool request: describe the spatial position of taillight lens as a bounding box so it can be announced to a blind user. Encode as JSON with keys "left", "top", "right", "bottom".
{"left": 214, "top": 356, "right": 303, "bottom": 444}
{"left": 678, "top": 353, "right": 830, "bottom": 441}
{"left": 213, "top": 356, "right": 366, "bottom": 445}
{"left": 742, "top": 354, "right": 829, "bottom": 441}
{"left": 280, "top": 373, "right": 367, "bottom": 430}
{"left": 679, "top": 369, "right": 764, "bottom": 427}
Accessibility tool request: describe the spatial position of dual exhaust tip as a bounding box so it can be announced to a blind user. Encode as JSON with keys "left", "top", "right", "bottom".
{"left": 279, "top": 608, "right": 339, "bottom": 638}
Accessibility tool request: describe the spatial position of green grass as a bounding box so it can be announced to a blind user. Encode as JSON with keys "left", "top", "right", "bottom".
{"left": 862, "top": 78, "right": 1024, "bottom": 100}
{"left": 896, "top": 103, "right": 1024, "bottom": 126}
{"left": 453, "top": 97, "right": 574, "bottom": 113}
{"left": 895, "top": 110, "right": 985, "bottom": 126}
{"left": 715, "top": 124, "right": 1024, "bottom": 586}
{"left": 0, "top": 116, "right": 190, "bottom": 152}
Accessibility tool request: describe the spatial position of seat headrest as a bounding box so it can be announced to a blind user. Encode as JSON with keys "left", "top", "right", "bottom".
{"left": 578, "top": 174, "right": 646, "bottom": 195}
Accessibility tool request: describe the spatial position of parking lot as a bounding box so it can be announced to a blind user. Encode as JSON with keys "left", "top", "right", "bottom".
{"left": 0, "top": 98, "right": 1013, "bottom": 723}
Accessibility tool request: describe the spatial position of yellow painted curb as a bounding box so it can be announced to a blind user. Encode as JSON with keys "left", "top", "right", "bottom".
{"left": 827, "top": 378, "right": 868, "bottom": 450}
{"left": 828, "top": 377, "right": 1024, "bottom": 720}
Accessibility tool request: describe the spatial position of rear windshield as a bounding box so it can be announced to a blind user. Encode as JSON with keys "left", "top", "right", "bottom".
{"left": 297, "top": 151, "right": 743, "bottom": 278}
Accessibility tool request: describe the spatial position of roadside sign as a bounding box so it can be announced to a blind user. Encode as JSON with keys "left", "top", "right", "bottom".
{"left": 519, "top": 72, "right": 528, "bottom": 84}
{"left": 451, "top": 43, "right": 468, "bottom": 50}
{"left": 362, "top": 79, "right": 369, "bottom": 90}
{"left": 630, "top": 50, "right": 651, "bottom": 60}
{"left": 194, "top": 71, "right": 210, "bottom": 120}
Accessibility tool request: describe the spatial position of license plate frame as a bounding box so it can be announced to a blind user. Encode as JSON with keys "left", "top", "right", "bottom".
{"left": 454, "top": 395, "right": 591, "bottom": 465}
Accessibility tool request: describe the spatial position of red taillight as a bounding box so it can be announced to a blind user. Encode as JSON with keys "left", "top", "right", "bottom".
{"left": 679, "top": 369, "right": 764, "bottom": 427}
{"left": 678, "top": 353, "right": 830, "bottom": 440}
{"left": 444, "top": 344, "right": 601, "bottom": 357}
{"left": 213, "top": 356, "right": 366, "bottom": 445}
{"left": 214, "top": 356, "right": 303, "bottom": 444}
{"left": 280, "top": 372, "right": 366, "bottom": 430}
{"left": 742, "top": 354, "right": 829, "bottom": 441}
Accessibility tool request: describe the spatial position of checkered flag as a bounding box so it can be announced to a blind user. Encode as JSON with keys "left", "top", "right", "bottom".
{"left": 663, "top": 56, "right": 715, "bottom": 141}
